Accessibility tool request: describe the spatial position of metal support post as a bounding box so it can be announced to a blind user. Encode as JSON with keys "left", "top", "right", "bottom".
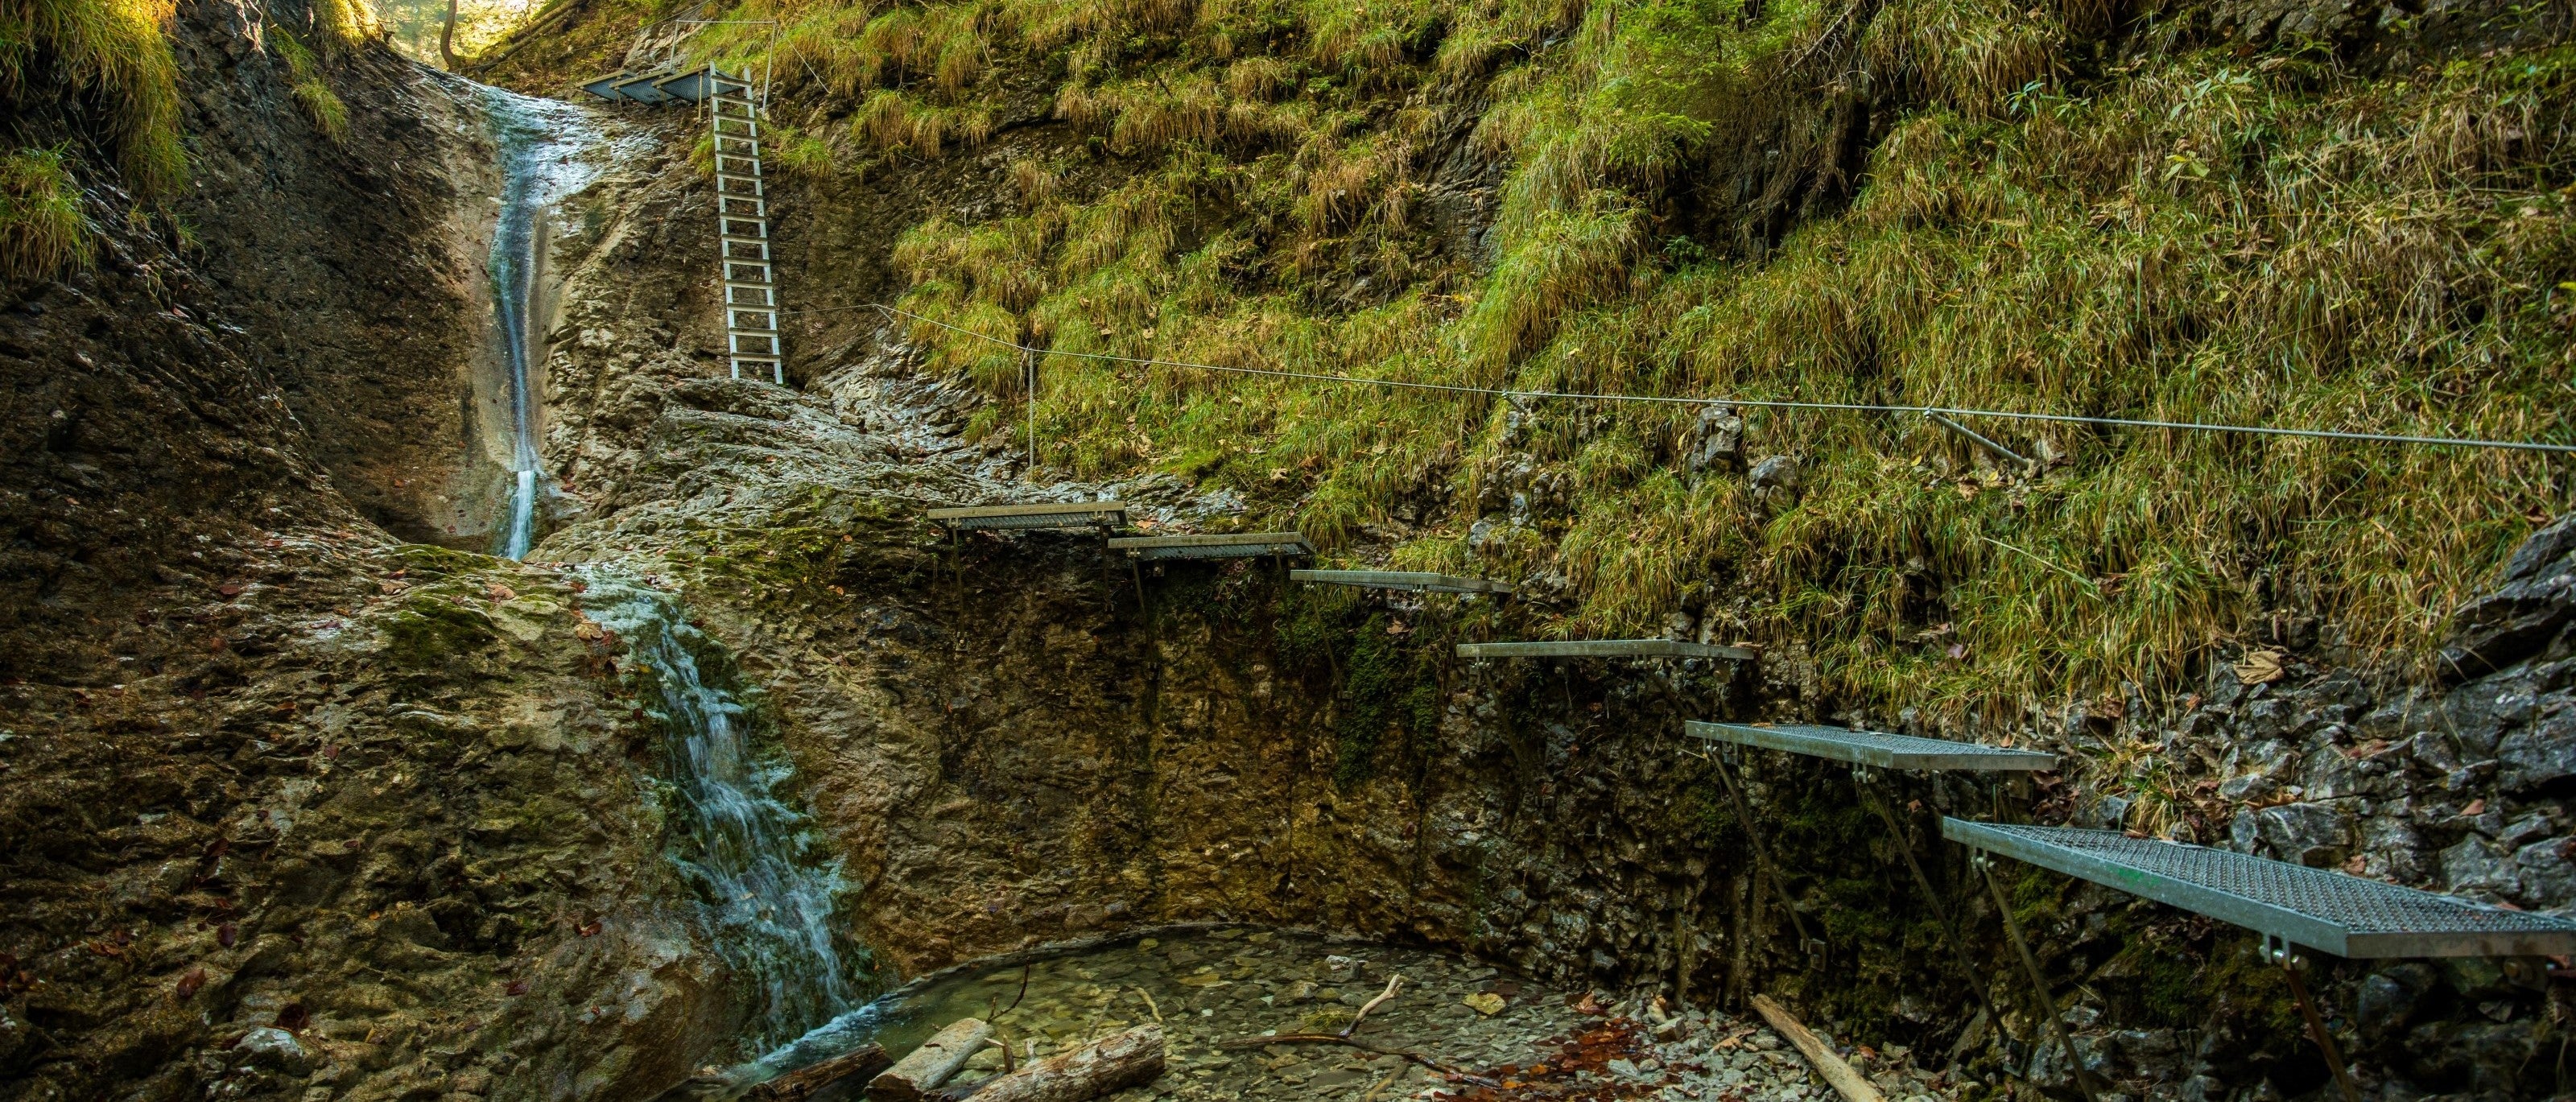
{"left": 1975, "top": 852, "right": 2103, "bottom": 1102}
{"left": 1708, "top": 744, "right": 1822, "bottom": 959}
{"left": 2268, "top": 936, "right": 2363, "bottom": 1102}
{"left": 1856, "top": 767, "right": 2001, "bottom": 1029}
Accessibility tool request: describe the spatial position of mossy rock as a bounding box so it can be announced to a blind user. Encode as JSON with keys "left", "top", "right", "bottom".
{"left": 391, "top": 544, "right": 499, "bottom": 578}
{"left": 378, "top": 595, "right": 499, "bottom": 666}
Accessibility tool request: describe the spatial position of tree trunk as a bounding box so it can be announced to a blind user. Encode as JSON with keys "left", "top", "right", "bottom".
{"left": 869, "top": 1018, "right": 993, "bottom": 1102}
{"left": 960, "top": 1025, "right": 1165, "bottom": 1102}
{"left": 751, "top": 1043, "right": 892, "bottom": 1102}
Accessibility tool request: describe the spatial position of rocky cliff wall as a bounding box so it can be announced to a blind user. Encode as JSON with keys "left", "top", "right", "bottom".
{"left": 0, "top": 6, "right": 729, "bottom": 1100}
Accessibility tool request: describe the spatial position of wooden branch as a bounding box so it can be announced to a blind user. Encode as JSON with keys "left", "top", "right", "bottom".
{"left": 1748, "top": 995, "right": 1884, "bottom": 1102}
{"left": 1342, "top": 975, "right": 1402, "bottom": 1037}
{"left": 749, "top": 1043, "right": 891, "bottom": 1101}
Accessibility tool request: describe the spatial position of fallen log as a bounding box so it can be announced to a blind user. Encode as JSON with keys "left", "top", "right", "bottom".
{"left": 752, "top": 1043, "right": 892, "bottom": 1101}
{"left": 1748, "top": 994, "right": 1884, "bottom": 1102}
{"left": 954, "top": 1024, "right": 1166, "bottom": 1102}
{"left": 870, "top": 1018, "right": 994, "bottom": 1102}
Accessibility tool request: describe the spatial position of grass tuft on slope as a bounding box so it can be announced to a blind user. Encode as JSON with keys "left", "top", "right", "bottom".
{"left": 0, "top": 0, "right": 185, "bottom": 193}
{"left": 0, "top": 144, "right": 89, "bottom": 279}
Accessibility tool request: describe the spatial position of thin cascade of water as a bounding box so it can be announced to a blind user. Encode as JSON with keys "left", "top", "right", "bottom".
{"left": 576, "top": 572, "right": 869, "bottom": 1052}
{"left": 480, "top": 88, "right": 602, "bottom": 559}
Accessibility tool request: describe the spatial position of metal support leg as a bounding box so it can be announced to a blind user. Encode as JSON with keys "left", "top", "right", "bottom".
{"left": 2271, "top": 937, "right": 2363, "bottom": 1102}
{"left": 1976, "top": 852, "right": 2103, "bottom": 1102}
{"left": 1708, "top": 745, "right": 1822, "bottom": 958}
{"left": 1856, "top": 768, "right": 2001, "bottom": 1030}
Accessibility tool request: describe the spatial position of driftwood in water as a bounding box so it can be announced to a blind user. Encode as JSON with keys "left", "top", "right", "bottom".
{"left": 952, "top": 1024, "right": 1165, "bottom": 1102}
{"left": 870, "top": 1018, "right": 995, "bottom": 1102}
{"left": 750, "top": 1043, "right": 892, "bottom": 1101}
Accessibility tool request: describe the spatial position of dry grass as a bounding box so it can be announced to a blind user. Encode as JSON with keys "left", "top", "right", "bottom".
{"left": 724, "top": 0, "right": 2576, "bottom": 714}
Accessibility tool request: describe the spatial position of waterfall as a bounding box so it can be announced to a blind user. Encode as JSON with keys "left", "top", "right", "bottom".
{"left": 576, "top": 572, "right": 869, "bottom": 1052}
{"left": 481, "top": 88, "right": 601, "bottom": 560}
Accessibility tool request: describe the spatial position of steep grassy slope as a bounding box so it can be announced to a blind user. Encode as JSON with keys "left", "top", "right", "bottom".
{"left": 506, "top": 0, "right": 2575, "bottom": 722}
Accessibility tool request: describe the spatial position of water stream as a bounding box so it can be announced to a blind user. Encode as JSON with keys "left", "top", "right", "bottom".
{"left": 481, "top": 88, "right": 602, "bottom": 559}
{"left": 577, "top": 572, "right": 870, "bottom": 1052}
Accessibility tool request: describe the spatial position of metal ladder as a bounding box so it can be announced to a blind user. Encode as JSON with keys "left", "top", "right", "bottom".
{"left": 706, "top": 64, "right": 782, "bottom": 383}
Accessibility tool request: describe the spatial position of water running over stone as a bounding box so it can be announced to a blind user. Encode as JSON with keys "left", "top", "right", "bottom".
{"left": 577, "top": 572, "right": 869, "bottom": 1053}
{"left": 480, "top": 88, "right": 601, "bottom": 559}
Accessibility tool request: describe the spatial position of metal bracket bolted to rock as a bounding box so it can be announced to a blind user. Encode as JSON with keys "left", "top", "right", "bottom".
{"left": 869, "top": 1017, "right": 994, "bottom": 1102}
{"left": 965, "top": 1023, "right": 1166, "bottom": 1102}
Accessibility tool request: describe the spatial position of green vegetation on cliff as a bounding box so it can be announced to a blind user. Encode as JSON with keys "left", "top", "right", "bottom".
{"left": 576, "top": 0, "right": 2571, "bottom": 718}
{"left": 0, "top": 0, "right": 184, "bottom": 192}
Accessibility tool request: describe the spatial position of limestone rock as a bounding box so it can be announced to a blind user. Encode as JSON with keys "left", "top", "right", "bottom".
{"left": 1682, "top": 405, "right": 1743, "bottom": 473}
{"left": 2442, "top": 513, "right": 2576, "bottom": 680}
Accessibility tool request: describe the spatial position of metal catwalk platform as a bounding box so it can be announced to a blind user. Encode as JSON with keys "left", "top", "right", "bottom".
{"left": 1456, "top": 638, "right": 1755, "bottom": 660}
{"left": 1944, "top": 819, "right": 2576, "bottom": 959}
{"left": 1290, "top": 569, "right": 1512, "bottom": 594}
{"left": 928, "top": 501, "right": 1127, "bottom": 532}
{"left": 1686, "top": 721, "right": 2056, "bottom": 772}
{"left": 1108, "top": 533, "right": 1313, "bottom": 561}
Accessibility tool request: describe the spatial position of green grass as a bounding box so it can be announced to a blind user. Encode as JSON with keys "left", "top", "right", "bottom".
{"left": 0, "top": 0, "right": 185, "bottom": 192}
{"left": 273, "top": 28, "right": 350, "bottom": 143}
{"left": 680, "top": 0, "right": 2576, "bottom": 718}
{"left": 0, "top": 145, "right": 89, "bottom": 279}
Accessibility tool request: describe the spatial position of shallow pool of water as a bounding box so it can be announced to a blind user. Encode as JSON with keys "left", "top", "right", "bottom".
{"left": 746, "top": 926, "right": 1587, "bottom": 1100}
{"left": 731, "top": 926, "right": 1967, "bottom": 1102}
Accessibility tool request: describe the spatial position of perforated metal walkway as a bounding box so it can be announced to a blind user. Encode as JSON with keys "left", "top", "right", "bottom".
{"left": 1456, "top": 639, "right": 1754, "bottom": 660}
{"left": 929, "top": 501, "right": 1126, "bottom": 532}
{"left": 1109, "top": 533, "right": 1313, "bottom": 561}
{"left": 1686, "top": 721, "right": 2056, "bottom": 772}
{"left": 1944, "top": 819, "right": 2576, "bottom": 958}
{"left": 1290, "top": 569, "right": 1511, "bottom": 594}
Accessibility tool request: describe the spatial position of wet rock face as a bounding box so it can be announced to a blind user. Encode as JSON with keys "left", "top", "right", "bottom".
{"left": 0, "top": 541, "right": 725, "bottom": 1102}
{"left": 0, "top": 9, "right": 736, "bottom": 1094}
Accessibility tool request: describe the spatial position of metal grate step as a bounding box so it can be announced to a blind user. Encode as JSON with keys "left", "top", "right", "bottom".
{"left": 930, "top": 501, "right": 1130, "bottom": 532}
{"left": 1109, "top": 532, "right": 1313, "bottom": 561}
{"left": 1944, "top": 819, "right": 2576, "bottom": 959}
{"left": 1686, "top": 721, "right": 2057, "bottom": 772}
{"left": 1289, "top": 569, "right": 1512, "bottom": 595}
{"left": 1455, "top": 639, "right": 1755, "bottom": 660}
